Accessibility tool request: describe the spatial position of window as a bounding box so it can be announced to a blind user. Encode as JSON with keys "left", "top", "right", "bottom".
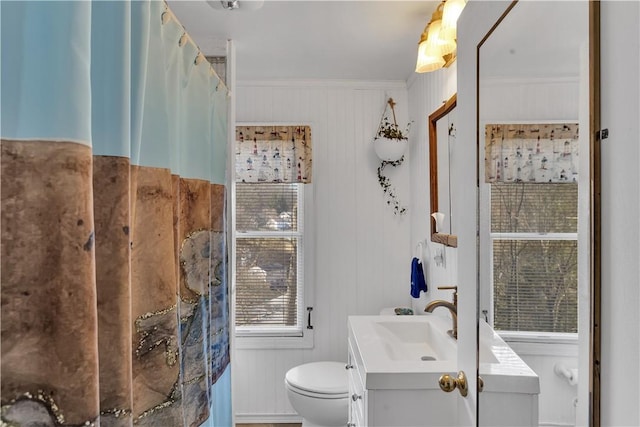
{"left": 489, "top": 182, "right": 578, "bottom": 334}
{"left": 234, "top": 183, "right": 306, "bottom": 339}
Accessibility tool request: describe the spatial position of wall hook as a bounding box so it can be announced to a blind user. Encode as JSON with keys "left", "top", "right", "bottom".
{"left": 415, "top": 241, "right": 424, "bottom": 263}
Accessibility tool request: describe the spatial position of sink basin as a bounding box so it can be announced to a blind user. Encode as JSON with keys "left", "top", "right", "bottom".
{"left": 374, "top": 320, "right": 456, "bottom": 361}
{"left": 348, "top": 314, "right": 539, "bottom": 393}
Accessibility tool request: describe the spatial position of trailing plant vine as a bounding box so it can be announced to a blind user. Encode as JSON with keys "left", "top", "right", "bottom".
{"left": 377, "top": 156, "right": 407, "bottom": 215}
{"left": 374, "top": 97, "right": 410, "bottom": 215}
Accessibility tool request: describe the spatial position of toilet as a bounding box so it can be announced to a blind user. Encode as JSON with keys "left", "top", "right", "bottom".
{"left": 285, "top": 361, "right": 349, "bottom": 427}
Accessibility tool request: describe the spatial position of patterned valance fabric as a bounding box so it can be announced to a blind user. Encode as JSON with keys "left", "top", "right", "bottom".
{"left": 485, "top": 123, "right": 579, "bottom": 183}
{"left": 235, "top": 125, "right": 312, "bottom": 183}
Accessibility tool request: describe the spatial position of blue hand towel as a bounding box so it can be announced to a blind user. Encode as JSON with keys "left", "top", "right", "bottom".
{"left": 410, "top": 257, "right": 428, "bottom": 298}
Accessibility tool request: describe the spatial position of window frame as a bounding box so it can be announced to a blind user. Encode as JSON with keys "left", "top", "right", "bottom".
{"left": 479, "top": 120, "right": 583, "bottom": 343}
{"left": 231, "top": 122, "right": 315, "bottom": 350}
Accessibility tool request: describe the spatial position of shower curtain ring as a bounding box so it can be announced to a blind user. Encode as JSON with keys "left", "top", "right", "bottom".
{"left": 179, "top": 34, "right": 188, "bottom": 47}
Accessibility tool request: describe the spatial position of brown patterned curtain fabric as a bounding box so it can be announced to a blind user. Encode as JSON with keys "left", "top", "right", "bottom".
{"left": 235, "top": 125, "right": 312, "bottom": 183}
{"left": 1, "top": 146, "right": 229, "bottom": 425}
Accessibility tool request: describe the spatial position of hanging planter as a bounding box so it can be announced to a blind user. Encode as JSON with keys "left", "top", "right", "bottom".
{"left": 374, "top": 98, "right": 412, "bottom": 215}
{"left": 374, "top": 137, "right": 408, "bottom": 162}
{"left": 373, "top": 98, "right": 411, "bottom": 162}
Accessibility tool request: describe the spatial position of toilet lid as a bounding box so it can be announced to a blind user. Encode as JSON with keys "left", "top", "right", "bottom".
{"left": 285, "top": 361, "right": 348, "bottom": 395}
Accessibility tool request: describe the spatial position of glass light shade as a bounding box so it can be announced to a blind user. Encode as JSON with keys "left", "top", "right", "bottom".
{"left": 440, "top": 0, "right": 466, "bottom": 41}
{"left": 415, "top": 39, "right": 445, "bottom": 73}
{"left": 424, "top": 19, "right": 456, "bottom": 57}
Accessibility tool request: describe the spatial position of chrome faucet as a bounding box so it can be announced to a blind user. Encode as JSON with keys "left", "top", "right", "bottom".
{"left": 425, "top": 286, "right": 458, "bottom": 339}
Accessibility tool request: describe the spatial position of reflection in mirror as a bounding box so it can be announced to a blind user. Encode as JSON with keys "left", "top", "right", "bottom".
{"left": 429, "top": 94, "right": 457, "bottom": 247}
{"left": 478, "top": 1, "right": 597, "bottom": 426}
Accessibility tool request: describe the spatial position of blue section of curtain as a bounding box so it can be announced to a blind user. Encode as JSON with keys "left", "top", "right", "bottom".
{"left": 1, "top": 1, "right": 92, "bottom": 143}
{"left": 0, "top": 0, "right": 226, "bottom": 178}
{"left": 211, "top": 88, "right": 229, "bottom": 185}
{"left": 137, "top": 0, "right": 175, "bottom": 170}
{"left": 209, "top": 367, "right": 233, "bottom": 427}
{"left": 129, "top": 0, "right": 222, "bottom": 180}
{"left": 178, "top": 47, "right": 213, "bottom": 180}
{"left": 91, "top": 1, "right": 131, "bottom": 157}
{"left": 129, "top": 0, "right": 150, "bottom": 166}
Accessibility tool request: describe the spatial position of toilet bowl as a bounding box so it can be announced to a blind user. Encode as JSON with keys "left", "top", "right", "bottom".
{"left": 285, "top": 361, "right": 349, "bottom": 427}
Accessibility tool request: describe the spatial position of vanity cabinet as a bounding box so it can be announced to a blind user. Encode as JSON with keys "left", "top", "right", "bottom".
{"left": 346, "top": 339, "right": 367, "bottom": 426}
{"left": 347, "top": 322, "right": 457, "bottom": 427}
{"left": 347, "top": 315, "right": 540, "bottom": 427}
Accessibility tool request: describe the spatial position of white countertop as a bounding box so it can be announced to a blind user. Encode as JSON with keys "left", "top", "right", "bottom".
{"left": 348, "top": 314, "right": 539, "bottom": 394}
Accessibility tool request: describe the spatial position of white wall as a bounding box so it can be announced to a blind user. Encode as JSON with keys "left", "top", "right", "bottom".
{"left": 600, "top": 2, "right": 640, "bottom": 426}
{"left": 509, "top": 342, "right": 580, "bottom": 427}
{"left": 233, "top": 81, "right": 412, "bottom": 422}
{"left": 407, "top": 63, "right": 458, "bottom": 312}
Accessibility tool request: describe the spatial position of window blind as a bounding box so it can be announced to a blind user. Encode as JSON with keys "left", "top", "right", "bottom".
{"left": 490, "top": 182, "right": 578, "bottom": 333}
{"left": 490, "top": 183, "right": 578, "bottom": 234}
{"left": 235, "top": 183, "right": 304, "bottom": 335}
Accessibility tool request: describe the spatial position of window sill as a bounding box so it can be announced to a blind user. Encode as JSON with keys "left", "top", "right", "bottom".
{"left": 235, "top": 330, "right": 314, "bottom": 350}
{"left": 499, "top": 331, "right": 578, "bottom": 357}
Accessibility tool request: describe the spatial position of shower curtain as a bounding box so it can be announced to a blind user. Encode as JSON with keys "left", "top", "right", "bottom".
{"left": 1, "top": 1, "right": 231, "bottom": 426}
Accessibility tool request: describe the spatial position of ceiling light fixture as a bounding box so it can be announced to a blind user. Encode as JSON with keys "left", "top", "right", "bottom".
{"left": 221, "top": 1, "right": 239, "bottom": 10}
{"left": 415, "top": 0, "right": 466, "bottom": 73}
{"left": 206, "top": 0, "right": 264, "bottom": 12}
{"left": 440, "top": 0, "right": 466, "bottom": 40}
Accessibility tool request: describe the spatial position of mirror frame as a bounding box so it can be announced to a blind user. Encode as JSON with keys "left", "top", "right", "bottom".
{"left": 429, "top": 93, "right": 458, "bottom": 247}
{"left": 475, "top": 1, "right": 601, "bottom": 424}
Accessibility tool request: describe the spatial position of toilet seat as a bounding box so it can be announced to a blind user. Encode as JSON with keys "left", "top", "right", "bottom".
{"left": 285, "top": 361, "right": 348, "bottom": 399}
{"left": 286, "top": 382, "right": 348, "bottom": 400}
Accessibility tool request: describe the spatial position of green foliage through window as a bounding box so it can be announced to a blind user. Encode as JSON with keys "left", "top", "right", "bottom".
{"left": 235, "top": 183, "right": 303, "bottom": 332}
{"left": 491, "top": 183, "right": 578, "bottom": 333}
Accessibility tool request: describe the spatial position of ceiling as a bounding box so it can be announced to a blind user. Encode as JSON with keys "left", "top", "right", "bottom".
{"left": 167, "top": 0, "right": 440, "bottom": 82}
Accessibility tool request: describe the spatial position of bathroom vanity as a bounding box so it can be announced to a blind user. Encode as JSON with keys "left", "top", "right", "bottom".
{"left": 347, "top": 315, "right": 540, "bottom": 426}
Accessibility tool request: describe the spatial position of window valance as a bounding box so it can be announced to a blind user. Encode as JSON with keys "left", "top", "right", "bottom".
{"left": 485, "top": 123, "right": 579, "bottom": 183}
{"left": 235, "top": 125, "right": 312, "bottom": 184}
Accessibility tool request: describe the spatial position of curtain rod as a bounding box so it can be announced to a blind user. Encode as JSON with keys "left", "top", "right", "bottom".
{"left": 162, "top": 2, "right": 230, "bottom": 95}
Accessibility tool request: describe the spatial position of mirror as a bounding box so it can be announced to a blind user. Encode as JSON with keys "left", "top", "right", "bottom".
{"left": 429, "top": 94, "right": 457, "bottom": 247}
{"left": 477, "top": 1, "right": 599, "bottom": 426}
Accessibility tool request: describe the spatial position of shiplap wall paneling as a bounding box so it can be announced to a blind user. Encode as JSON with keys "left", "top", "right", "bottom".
{"left": 407, "top": 64, "right": 458, "bottom": 315}
{"left": 480, "top": 78, "right": 579, "bottom": 122}
{"left": 233, "top": 81, "right": 411, "bottom": 422}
